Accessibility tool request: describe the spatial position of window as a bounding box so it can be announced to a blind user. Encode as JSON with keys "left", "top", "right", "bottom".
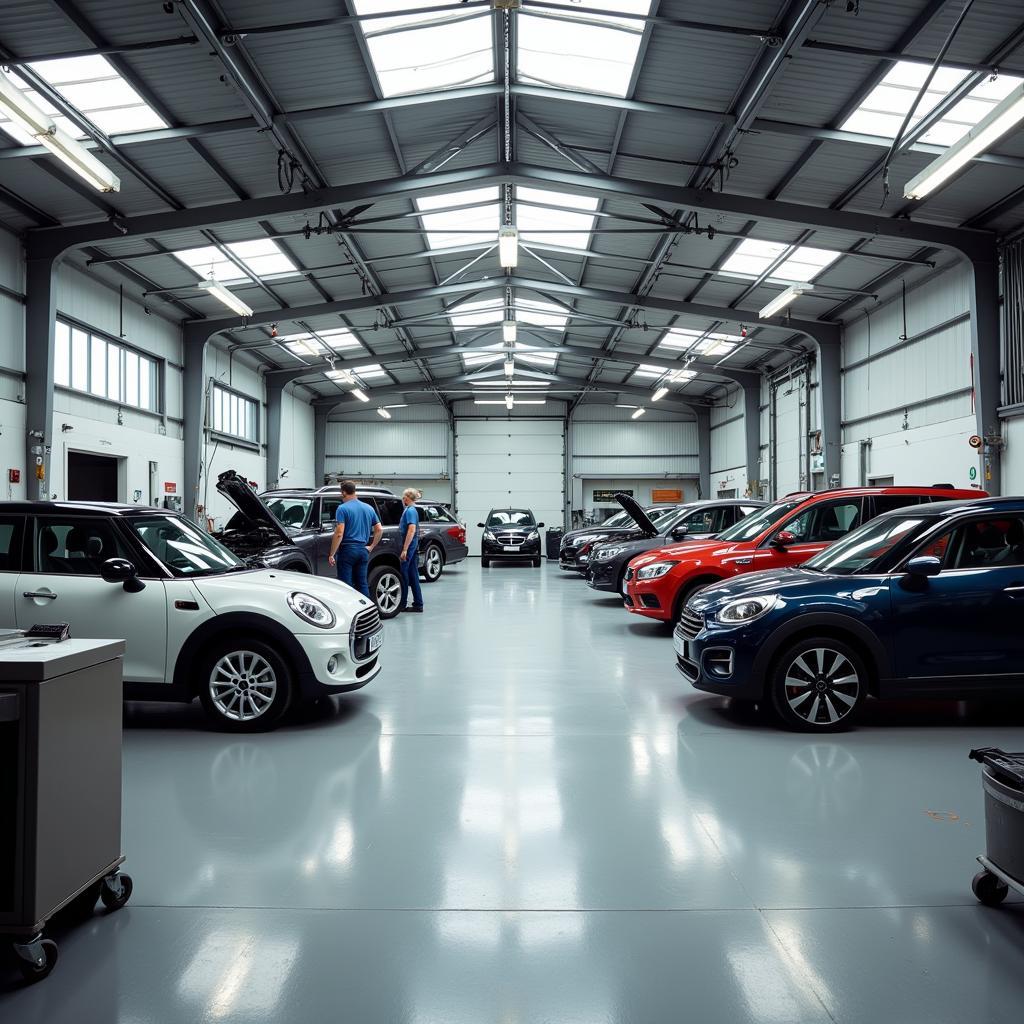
{"left": 211, "top": 385, "right": 258, "bottom": 443}
{"left": 783, "top": 500, "right": 862, "bottom": 544}
{"left": 352, "top": 0, "right": 494, "bottom": 98}
{"left": 447, "top": 297, "right": 570, "bottom": 333}
{"left": 927, "top": 516, "right": 1024, "bottom": 570}
{"left": 517, "top": 188, "right": 598, "bottom": 251}
{"left": 841, "top": 61, "right": 1024, "bottom": 147}
{"left": 421, "top": 505, "right": 457, "bottom": 524}
{"left": 371, "top": 497, "right": 404, "bottom": 527}
{"left": 35, "top": 518, "right": 131, "bottom": 576}
{"left": 630, "top": 363, "right": 696, "bottom": 384}
{"left": 656, "top": 327, "right": 741, "bottom": 358}
{"left": 871, "top": 495, "right": 925, "bottom": 517}
{"left": 128, "top": 515, "right": 243, "bottom": 577}
{"left": 416, "top": 188, "right": 500, "bottom": 250}
{"left": 518, "top": 0, "right": 652, "bottom": 98}
{"left": 487, "top": 510, "right": 536, "bottom": 527}
{"left": 0, "top": 515, "right": 24, "bottom": 572}
{"left": 172, "top": 239, "right": 297, "bottom": 285}
{"left": 720, "top": 238, "right": 840, "bottom": 284}
{"left": 0, "top": 54, "right": 165, "bottom": 144}
{"left": 461, "top": 344, "right": 556, "bottom": 370}
{"left": 54, "top": 319, "right": 160, "bottom": 413}
{"left": 679, "top": 508, "right": 718, "bottom": 534}
{"left": 805, "top": 515, "right": 925, "bottom": 575}
{"left": 265, "top": 497, "right": 313, "bottom": 530}
{"left": 281, "top": 327, "right": 362, "bottom": 358}
{"left": 321, "top": 498, "right": 342, "bottom": 526}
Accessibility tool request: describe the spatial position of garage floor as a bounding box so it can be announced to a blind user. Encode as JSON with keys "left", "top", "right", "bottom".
{"left": 3, "top": 562, "right": 1024, "bottom": 1021}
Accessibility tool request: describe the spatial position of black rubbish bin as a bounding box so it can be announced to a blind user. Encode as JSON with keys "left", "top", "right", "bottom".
{"left": 0, "top": 637, "right": 131, "bottom": 983}
{"left": 545, "top": 528, "right": 564, "bottom": 561}
{"left": 968, "top": 747, "right": 1024, "bottom": 907}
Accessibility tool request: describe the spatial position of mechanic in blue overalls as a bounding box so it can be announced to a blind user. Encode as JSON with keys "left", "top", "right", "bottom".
{"left": 328, "top": 480, "right": 382, "bottom": 598}
{"left": 399, "top": 487, "right": 424, "bottom": 613}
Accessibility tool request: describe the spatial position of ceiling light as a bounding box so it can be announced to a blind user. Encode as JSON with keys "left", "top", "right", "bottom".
{"left": 505, "top": 394, "right": 514, "bottom": 411}
{"left": 383, "top": 404, "right": 407, "bottom": 409}
{"left": 498, "top": 225, "right": 518, "bottom": 268}
{"left": 652, "top": 386, "right": 669, "bottom": 402}
{"left": 904, "top": 81, "right": 1024, "bottom": 199}
{"left": 0, "top": 73, "right": 120, "bottom": 193}
{"left": 759, "top": 284, "right": 812, "bottom": 319}
{"left": 614, "top": 403, "right": 638, "bottom": 408}
{"left": 200, "top": 279, "right": 253, "bottom": 317}
{"left": 513, "top": 399, "right": 546, "bottom": 405}
{"left": 631, "top": 407, "right": 646, "bottom": 419}
{"left": 326, "top": 368, "right": 356, "bottom": 385}
{"left": 350, "top": 388, "right": 369, "bottom": 402}
{"left": 502, "top": 319, "right": 517, "bottom": 343}
{"left": 376, "top": 407, "right": 391, "bottom": 419}
{"left": 504, "top": 358, "right": 515, "bottom": 377}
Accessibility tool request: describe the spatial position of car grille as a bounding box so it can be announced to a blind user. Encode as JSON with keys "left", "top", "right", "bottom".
{"left": 675, "top": 608, "right": 704, "bottom": 642}
{"left": 496, "top": 532, "right": 525, "bottom": 545}
{"left": 351, "top": 606, "right": 381, "bottom": 639}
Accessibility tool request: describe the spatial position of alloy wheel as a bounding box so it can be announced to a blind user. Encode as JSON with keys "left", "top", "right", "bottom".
{"left": 425, "top": 546, "right": 443, "bottom": 580}
{"left": 782, "top": 647, "right": 860, "bottom": 727}
{"left": 209, "top": 650, "right": 278, "bottom": 723}
{"left": 376, "top": 571, "right": 402, "bottom": 614}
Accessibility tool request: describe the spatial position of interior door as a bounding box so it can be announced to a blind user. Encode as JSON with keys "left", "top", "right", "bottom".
{"left": 16, "top": 516, "right": 167, "bottom": 683}
{"left": 890, "top": 514, "right": 1024, "bottom": 684}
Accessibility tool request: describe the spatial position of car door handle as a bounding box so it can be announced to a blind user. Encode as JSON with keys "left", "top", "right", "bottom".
{"left": 1003, "top": 585, "right": 1024, "bottom": 595}
{"left": 23, "top": 591, "right": 57, "bottom": 600}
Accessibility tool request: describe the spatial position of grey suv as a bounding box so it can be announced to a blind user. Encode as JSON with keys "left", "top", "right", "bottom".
{"left": 214, "top": 473, "right": 467, "bottom": 618}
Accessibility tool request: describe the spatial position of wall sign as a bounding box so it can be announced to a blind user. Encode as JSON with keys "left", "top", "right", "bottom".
{"left": 164, "top": 481, "right": 177, "bottom": 494}
{"left": 593, "top": 489, "right": 630, "bottom": 502}
{"left": 969, "top": 466, "right": 978, "bottom": 480}
{"left": 652, "top": 488, "right": 683, "bottom": 503}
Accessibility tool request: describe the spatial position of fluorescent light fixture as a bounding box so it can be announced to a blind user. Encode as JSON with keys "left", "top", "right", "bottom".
{"left": 615, "top": 403, "right": 639, "bottom": 408}
{"left": 383, "top": 404, "right": 407, "bottom": 409}
{"left": 376, "top": 407, "right": 392, "bottom": 419}
{"left": 504, "top": 358, "right": 515, "bottom": 377}
{"left": 631, "top": 407, "right": 647, "bottom": 419}
{"left": 904, "top": 81, "right": 1024, "bottom": 198}
{"left": 0, "top": 74, "right": 120, "bottom": 192}
{"left": 498, "top": 225, "right": 518, "bottom": 268}
{"left": 326, "top": 368, "right": 356, "bottom": 385}
{"left": 505, "top": 394, "right": 514, "bottom": 411}
{"left": 759, "top": 284, "right": 812, "bottom": 319}
{"left": 474, "top": 398, "right": 548, "bottom": 406}
{"left": 350, "top": 388, "right": 369, "bottom": 402}
{"left": 200, "top": 279, "right": 253, "bottom": 317}
{"left": 652, "top": 386, "right": 669, "bottom": 402}
{"left": 502, "top": 319, "right": 517, "bottom": 343}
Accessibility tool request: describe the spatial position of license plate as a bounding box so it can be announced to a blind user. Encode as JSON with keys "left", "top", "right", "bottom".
{"left": 504, "top": 545, "right": 519, "bottom": 552}
{"left": 673, "top": 633, "right": 689, "bottom": 659}
{"left": 368, "top": 629, "right": 384, "bottom": 652}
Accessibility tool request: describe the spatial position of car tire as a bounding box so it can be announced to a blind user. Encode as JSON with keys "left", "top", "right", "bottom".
{"left": 674, "top": 579, "right": 716, "bottom": 623}
{"left": 282, "top": 562, "right": 309, "bottom": 573}
{"left": 369, "top": 564, "right": 403, "bottom": 619}
{"left": 421, "top": 543, "right": 444, "bottom": 583}
{"left": 197, "top": 638, "right": 294, "bottom": 732}
{"left": 768, "top": 637, "right": 867, "bottom": 732}
{"left": 481, "top": 557, "right": 490, "bottom": 568}
{"left": 532, "top": 557, "right": 541, "bottom": 567}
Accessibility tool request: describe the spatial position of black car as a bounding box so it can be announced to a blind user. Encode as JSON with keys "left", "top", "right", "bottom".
{"left": 559, "top": 504, "right": 683, "bottom": 572}
{"left": 587, "top": 495, "right": 767, "bottom": 593}
{"left": 479, "top": 508, "right": 545, "bottom": 567}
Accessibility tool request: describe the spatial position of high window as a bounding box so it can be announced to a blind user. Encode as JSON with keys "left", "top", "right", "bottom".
{"left": 54, "top": 320, "right": 160, "bottom": 413}
{"left": 211, "top": 385, "right": 258, "bottom": 443}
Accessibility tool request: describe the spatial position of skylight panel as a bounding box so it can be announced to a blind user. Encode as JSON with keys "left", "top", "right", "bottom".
{"left": 351, "top": 363, "right": 388, "bottom": 379}
{"left": 656, "top": 327, "right": 740, "bottom": 357}
{"left": 631, "top": 363, "right": 696, "bottom": 383}
{"left": 282, "top": 327, "right": 361, "bottom": 358}
{"left": 173, "top": 239, "right": 298, "bottom": 284}
{"left": 720, "top": 239, "right": 839, "bottom": 284}
{"left": 515, "top": 300, "right": 569, "bottom": 329}
{"left": 517, "top": 187, "right": 599, "bottom": 250}
{"left": 415, "top": 188, "right": 499, "bottom": 249}
{"left": 518, "top": 0, "right": 652, "bottom": 98}
{"left": 461, "top": 344, "right": 556, "bottom": 369}
{"left": 0, "top": 54, "right": 165, "bottom": 145}
{"left": 352, "top": 0, "right": 494, "bottom": 99}
{"left": 841, "top": 61, "right": 1024, "bottom": 147}
{"left": 447, "top": 299, "right": 503, "bottom": 330}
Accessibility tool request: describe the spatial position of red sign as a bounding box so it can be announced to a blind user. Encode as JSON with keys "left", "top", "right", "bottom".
{"left": 164, "top": 481, "right": 177, "bottom": 494}
{"left": 8, "top": 469, "right": 19, "bottom": 484}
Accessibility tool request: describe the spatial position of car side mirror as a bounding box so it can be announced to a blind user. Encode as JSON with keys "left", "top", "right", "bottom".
{"left": 101, "top": 557, "right": 146, "bottom": 593}
{"left": 772, "top": 530, "right": 797, "bottom": 549}
{"left": 537, "top": 523, "right": 545, "bottom": 529}
{"left": 671, "top": 524, "right": 689, "bottom": 540}
{"left": 477, "top": 522, "right": 486, "bottom": 528}
{"left": 906, "top": 555, "right": 941, "bottom": 578}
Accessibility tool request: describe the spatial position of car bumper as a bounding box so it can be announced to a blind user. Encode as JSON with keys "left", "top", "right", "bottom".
{"left": 623, "top": 583, "right": 674, "bottom": 620}
{"left": 293, "top": 629, "right": 382, "bottom": 697}
{"left": 444, "top": 543, "right": 469, "bottom": 564}
{"left": 586, "top": 561, "right": 620, "bottom": 591}
{"left": 674, "top": 625, "right": 762, "bottom": 698}
{"left": 483, "top": 541, "right": 542, "bottom": 558}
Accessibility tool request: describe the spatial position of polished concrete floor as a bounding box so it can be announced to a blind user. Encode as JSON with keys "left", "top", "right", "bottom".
{"left": 3, "top": 561, "right": 1024, "bottom": 1022}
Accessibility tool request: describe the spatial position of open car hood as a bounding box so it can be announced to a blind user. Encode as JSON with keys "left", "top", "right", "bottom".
{"left": 614, "top": 492, "right": 659, "bottom": 537}
{"left": 216, "top": 469, "right": 294, "bottom": 546}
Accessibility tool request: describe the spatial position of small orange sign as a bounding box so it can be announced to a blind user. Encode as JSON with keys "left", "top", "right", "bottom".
{"left": 652, "top": 488, "right": 683, "bottom": 503}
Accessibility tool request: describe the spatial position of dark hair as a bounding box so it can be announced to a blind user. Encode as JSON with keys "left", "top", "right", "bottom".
{"left": 340, "top": 480, "right": 357, "bottom": 496}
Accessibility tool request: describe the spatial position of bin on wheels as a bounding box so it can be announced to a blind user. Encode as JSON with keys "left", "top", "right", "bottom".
{"left": 545, "top": 529, "right": 564, "bottom": 561}
{"left": 968, "top": 747, "right": 1024, "bottom": 907}
{"left": 0, "top": 636, "right": 130, "bottom": 984}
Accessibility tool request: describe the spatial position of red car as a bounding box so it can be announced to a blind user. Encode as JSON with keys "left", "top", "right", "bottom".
{"left": 622, "top": 486, "right": 985, "bottom": 623}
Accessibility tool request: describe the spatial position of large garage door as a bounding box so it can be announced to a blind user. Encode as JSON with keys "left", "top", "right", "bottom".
{"left": 456, "top": 419, "right": 564, "bottom": 556}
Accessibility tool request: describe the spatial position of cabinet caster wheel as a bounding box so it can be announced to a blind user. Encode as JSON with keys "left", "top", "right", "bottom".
{"left": 14, "top": 937, "right": 58, "bottom": 984}
{"left": 972, "top": 869, "right": 1009, "bottom": 906}
{"left": 100, "top": 872, "right": 133, "bottom": 912}
{"left": 70, "top": 880, "right": 104, "bottom": 918}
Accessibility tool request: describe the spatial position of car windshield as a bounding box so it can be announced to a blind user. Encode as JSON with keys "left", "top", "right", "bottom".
{"left": 658, "top": 506, "right": 698, "bottom": 533}
{"left": 129, "top": 515, "right": 247, "bottom": 577}
{"left": 265, "top": 496, "right": 313, "bottom": 529}
{"left": 489, "top": 510, "right": 536, "bottom": 527}
{"left": 602, "top": 508, "right": 632, "bottom": 527}
{"left": 647, "top": 506, "right": 678, "bottom": 525}
{"left": 716, "top": 499, "right": 801, "bottom": 543}
{"left": 804, "top": 515, "right": 927, "bottom": 575}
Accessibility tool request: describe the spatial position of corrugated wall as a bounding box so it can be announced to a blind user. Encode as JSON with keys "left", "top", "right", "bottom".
{"left": 710, "top": 393, "right": 748, "bottom": 497}
{"left": 840, "top": 263, "right": 978, "bottom": 489}
{"left": 326, "top": 418, "right": 449, "bottom": 479}
{"left": 571, "top": 411, "right": 699, "bottom": 477}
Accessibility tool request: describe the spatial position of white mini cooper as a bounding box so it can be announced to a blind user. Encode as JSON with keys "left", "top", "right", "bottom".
{"left": 0, "top": 503, "right": 384, "bottom": 730}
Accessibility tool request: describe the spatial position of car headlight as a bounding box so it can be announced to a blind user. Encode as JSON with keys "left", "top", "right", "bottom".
{"left": 287, "top": 591, "right": 336, "bottom": 629}
{"left": 595, "top": 546, "right": 624, "bottom": 561}
{"left": 715, "top": 594, "right": 780, "bottom": 624}
{"left": 526, "top": 529, "right": 539, "bottom": 540}
{"left": 483, "top": 529, "right": 497, "bottom": 541}
{"left": 636, "top": 560, "right": 679, "bottom": 580}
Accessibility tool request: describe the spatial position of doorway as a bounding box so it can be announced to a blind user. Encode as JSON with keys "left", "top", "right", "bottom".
{"left": 67, "top": 451, "right": 121, "bottom": 502}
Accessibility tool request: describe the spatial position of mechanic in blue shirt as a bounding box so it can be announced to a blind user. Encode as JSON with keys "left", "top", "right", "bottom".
{"left": 398, "top": 487, "right": 424, "bottom": 613}
{"left": 328, "top": 480, "right": 382, "bottom": 598}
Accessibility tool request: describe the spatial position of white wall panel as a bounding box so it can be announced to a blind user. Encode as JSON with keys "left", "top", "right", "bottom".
{"left": 326, "top": 419, "right": 448, "bottom": 478}
{"left": 279, "top": 388, "right": 315, "bottom": 487}
{"left": 1003, "top": 417, "right": 1024, "bottom": 495}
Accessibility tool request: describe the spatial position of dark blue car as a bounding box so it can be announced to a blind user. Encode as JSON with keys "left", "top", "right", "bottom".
{"left": 676, "top": 496, "right": 1024, "bottom": 732}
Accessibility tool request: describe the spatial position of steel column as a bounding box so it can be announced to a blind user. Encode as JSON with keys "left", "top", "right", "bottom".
{"left": 971, "top": 249, "right": 1003, "bottom": 494}
{"left": 265, "top": 380, "right": 284, "bottom": 491}
{"left": 742, "top": 381, "right": 762, "bottom": 497}
{"left": 695, "top": 408, "right": 711, "bottom": 498}
{"left": 314, "top": 407, "right": 329, "bottom": 487}
{"left": 817, "top": 340, "right": 843, "bottom": 488}
{"left": 182, "top": 330, "right": 207, "bottom": 521}
{"left": 24, "top": 255, "right": 58, "bottom": 499}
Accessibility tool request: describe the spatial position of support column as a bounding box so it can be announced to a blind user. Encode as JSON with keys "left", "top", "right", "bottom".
{"left": 265, "top": 379, "right": 284, "bottom": 491}
{"left": 314, "top": 408, "right": 329, "bottom": 486}
{"left": 970, "top": 249, "right": 1002, "bottom": 494}
{"left": 817, "top": 340, "right": 843, "bottom": 488}
{"left": 742, "top": 381, "right": 761, "bottom": 497}
{"left": 695, "top": 408, "right": 711, "bottom": 498}
{"left": 24, "top": 255, "right": 59, "bottom": 499}
{"left": 182, "top": 334, "right": 207, "bottom": 521}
